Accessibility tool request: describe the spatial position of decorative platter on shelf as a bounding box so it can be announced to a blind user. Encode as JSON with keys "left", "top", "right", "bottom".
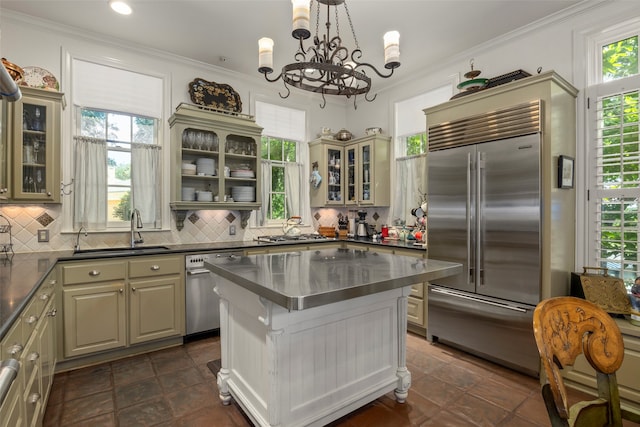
{"left": 19, "top": 66, "right": 60, "bottom": 91}
{"left": 188, "top": 78, "right": 242, "bottom": 113}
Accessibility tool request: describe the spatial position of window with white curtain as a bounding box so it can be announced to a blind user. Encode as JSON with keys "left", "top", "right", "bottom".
{"left": 586, "top": 24, "right": 639, "bottom": 290}
{"left": 72, "top": 58, "right": 163, "bottom": 230}
{"left": 254, "top": 101, "right": 309, "bottom": 226}
{"left": 393, "top": 85, "right": 451, "bottom": 224}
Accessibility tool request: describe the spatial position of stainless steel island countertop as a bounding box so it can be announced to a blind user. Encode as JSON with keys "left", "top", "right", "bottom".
{"left": 205, "top": 247, "right": 462, "bottom": 310}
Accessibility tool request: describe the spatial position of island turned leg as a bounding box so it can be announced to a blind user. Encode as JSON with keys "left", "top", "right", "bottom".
{"left": 395, "top": 294, "right": 411, "bottom": 403}
{"left": 216, "top": 291, "right": 232, "bottom": 405}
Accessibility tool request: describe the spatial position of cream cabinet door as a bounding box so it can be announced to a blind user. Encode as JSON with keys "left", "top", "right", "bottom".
{"left": 63, "top": 283, "right": 126, "bottom": 358}
{"left": 129, "top": 275, "right": 183, "bottom": 344}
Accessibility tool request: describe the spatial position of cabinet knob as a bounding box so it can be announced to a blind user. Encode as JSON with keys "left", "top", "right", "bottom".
{"left": 119, "top": 288, "right": 124, "bottom": 294}
{"left": 28, "top": 352, "right": 40, "bottom": 363}
{"left": 49, "top": 279, "right": 57, "bottom": 285}
{"left": 28, "top": 393, "right": 41, "bottom": 405}
{"left": 39, "top": 293, "right": 50, "bottom": 301}
{"left": 26, "top": 315, "right": 39, "bottom": 325}
{"left": 8, "top": 344, "right": 23, "bottom": 358}
{"left": 89, "top": 270, "right": 101, "bottom": 277}
{"left": 131, "top": 287, "right": 137, "bottom": 292}
{"left": 150, "top": 265, "right": 160, "bottom": 271}
{"left": 47, "top": 308, "right": 57, "bottom": 317}
{"left": 46, "top": 191, "right": 52, "bottom": 196}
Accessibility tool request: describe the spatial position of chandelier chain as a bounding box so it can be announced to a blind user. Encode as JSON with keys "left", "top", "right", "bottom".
{"left": 343, "top": 1, "right": 359, "bottom": 50}
{"left": 314, "top": 0, "right": 320, "bottom": 39}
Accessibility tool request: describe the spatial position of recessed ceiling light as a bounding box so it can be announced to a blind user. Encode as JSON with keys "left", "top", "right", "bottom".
{"left": 109, "top": 0, "right": 132, "bottom": 15}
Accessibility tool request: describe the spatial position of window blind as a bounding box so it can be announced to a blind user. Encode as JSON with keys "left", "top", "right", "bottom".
{"left": 255, "top": 101, "right": 306, "bottom": 142}
{"left": 589, "top": 76, "right": 640, "bottom": 284}
{"left": 395, "top": 84, "right": 451, "bottom": 137}
{"left": 72, "top": 59, "right": 163, "bottom": 119}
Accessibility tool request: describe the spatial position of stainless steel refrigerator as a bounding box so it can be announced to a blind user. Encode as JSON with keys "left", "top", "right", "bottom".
{"left": 427, "top": 112, "right": 542, "bottom": 377}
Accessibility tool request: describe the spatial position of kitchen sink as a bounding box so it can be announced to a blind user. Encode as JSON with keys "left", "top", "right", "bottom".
{"left": 72, "top": 245, "right": 171, "bottom": 257}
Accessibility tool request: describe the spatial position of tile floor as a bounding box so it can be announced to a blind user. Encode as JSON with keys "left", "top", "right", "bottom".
{"left": 43, "top": 333, "right": 635, "bottom": 427}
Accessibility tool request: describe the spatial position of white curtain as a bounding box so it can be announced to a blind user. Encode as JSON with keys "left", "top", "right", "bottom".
{"left": 285, "top": 162, "right": 303, "bottom": 219}
{"left": 74, "top": 136, "right": 108, "bottom": 229}
{"left": 131, "top": 143, "right": 161, "bottom": 226}
{"left": 393, "top": 154, "right": 427, "bottom": 226}
{"left": 257, "top": 159, "right": 272, "bottom": 226}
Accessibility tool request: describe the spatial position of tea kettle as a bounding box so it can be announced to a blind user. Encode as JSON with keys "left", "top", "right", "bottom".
{"left": 283, "top": 216, "right": 302, "bottom": 237}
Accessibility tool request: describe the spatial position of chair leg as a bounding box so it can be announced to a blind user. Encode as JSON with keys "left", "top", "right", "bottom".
{"left": 542, "top": 384, "right": 570, "bottom": 427}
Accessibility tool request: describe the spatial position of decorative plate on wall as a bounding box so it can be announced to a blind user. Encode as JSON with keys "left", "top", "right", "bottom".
{"left": 188, "top": 78, "right": 242, "bottom": 113}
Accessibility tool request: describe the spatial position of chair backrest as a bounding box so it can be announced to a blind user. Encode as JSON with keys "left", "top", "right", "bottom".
{"left": 532, "top": 296, "right": 625, "bottom": 419}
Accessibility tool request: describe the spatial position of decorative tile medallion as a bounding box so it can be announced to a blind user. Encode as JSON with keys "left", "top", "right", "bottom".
{"left": 226, "top": 212, "right": 236, "bottom": 223}
{"left": 188, "top": 213, "right": 199, "bottom": 224}
{"left": 36, "top": 212, "right": 54, "bottom": 227}
{"left": 314, "top": 212, "right": 321, "bottom": 221}
{"left": 373, "top": 212, "right": 379, "bottom": 221}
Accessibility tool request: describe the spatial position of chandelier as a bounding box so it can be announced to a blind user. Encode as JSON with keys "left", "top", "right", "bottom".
{"left": 258, "top": 0, "right": 400, "bottom": 109}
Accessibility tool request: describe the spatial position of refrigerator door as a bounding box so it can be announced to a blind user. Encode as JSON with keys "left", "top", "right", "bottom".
{"left": 478, "top": 134, "right": 541, "bottom": 305}
{"left": 428, "top": 145, "right": 476, "bottom": 293}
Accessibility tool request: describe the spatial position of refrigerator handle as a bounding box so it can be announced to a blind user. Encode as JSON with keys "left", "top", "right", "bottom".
{"left": 476, "top": 151, "right": 484, "bottom": 286}
{"left": 466, "top": 153, "right": 475, "bottom": 283}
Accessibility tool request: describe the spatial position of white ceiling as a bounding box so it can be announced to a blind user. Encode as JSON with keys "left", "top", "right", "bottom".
{"left": 2, "top": 0, "right": 589, "bottom": 90}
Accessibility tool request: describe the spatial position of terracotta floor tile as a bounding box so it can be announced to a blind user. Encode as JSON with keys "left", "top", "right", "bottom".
{"left": 166, "top": 382, "right": 217, "bottom": 418}
{"left": 111, "top": 356, "right": 155, "bottom": 387}
{"left": 115, "top": 377, "right": 163, "bottom": 409}
{"left": 468, "top": 376, "right": 530, "bottom": 411}
{"left": 64, "top": 369, "right": 112, "bottom": 401}
{"left": 447, "top": 392, "right": 510, "bottom": 427}
{"left": 411, "top": 374, "right": 465, "bottom": 407}
{"left": 60, "top": 390, "right": 114, "bottom": 425}
{"left": 117, "top": 397, "right": 173, "bottom": 426}
{"left": 157, "top": 365, "right": 205, "bottom": 392}
{"left": 44, "top": 335, "right": 574, "bottom": 427}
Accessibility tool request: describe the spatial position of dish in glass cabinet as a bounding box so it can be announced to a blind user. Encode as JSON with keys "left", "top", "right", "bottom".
{"left": 188, "top": 78, "right": 242, "bottom": 113}
{"left": 19, "top": 66, "right": 60, "bottom": 91}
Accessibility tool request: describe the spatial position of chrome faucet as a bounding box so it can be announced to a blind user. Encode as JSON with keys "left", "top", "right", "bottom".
{"left": 74, "top": 226, "right": 87, "bottom": 252}
{"left": 130, "top": 209, "right": 144, "bottom": 248}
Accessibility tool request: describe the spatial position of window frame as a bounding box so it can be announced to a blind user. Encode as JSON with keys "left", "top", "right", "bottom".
{"left": 260, "top": 135, "right": 299, "bottom": 226}
{"left": 76, "top": 107, "right": 161, "bottom": 229}
{"left": 586, "top": 23, "right": 640, "bottom": 290}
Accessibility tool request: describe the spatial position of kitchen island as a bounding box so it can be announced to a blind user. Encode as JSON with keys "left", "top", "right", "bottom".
{"left": 206, "top": 247, "right": 462, "bottom": 427}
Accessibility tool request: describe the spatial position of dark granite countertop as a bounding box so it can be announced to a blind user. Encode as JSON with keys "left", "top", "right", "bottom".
{"left": 0, "top": 238, "right": 426, "bottom": 341}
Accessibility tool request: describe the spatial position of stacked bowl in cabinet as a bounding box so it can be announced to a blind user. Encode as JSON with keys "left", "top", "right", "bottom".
{"left": 231, "top": 186, "right": 255, "bottom": 202}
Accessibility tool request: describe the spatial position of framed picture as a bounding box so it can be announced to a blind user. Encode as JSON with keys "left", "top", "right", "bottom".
{"left": 558, "top": 155, "right": 574, "bottom": 189}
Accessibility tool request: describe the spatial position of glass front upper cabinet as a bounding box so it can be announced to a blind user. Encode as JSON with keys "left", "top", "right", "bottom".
{"left": 11, "top": 87, "right": 63, "bottom": 203}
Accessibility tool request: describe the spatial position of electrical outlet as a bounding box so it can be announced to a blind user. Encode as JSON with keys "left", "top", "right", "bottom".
{"left": 38, "top": 229, "right": 49, "bottom": 242}
{"left": 229, "top": 225, "right": 236, "bottom": 235}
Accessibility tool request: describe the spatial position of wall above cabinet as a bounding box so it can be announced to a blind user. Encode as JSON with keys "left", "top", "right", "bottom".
{"left": 169, "top": 103, "right": 263, "bottom": 230}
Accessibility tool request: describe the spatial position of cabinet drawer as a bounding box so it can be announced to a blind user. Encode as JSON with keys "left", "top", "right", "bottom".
{"left": 62, "top": 261, "right": 126, "bottom": 285}
{"left": 129, "top": 256, "right": 182, "bottom": 278}
{"left": 410, "top": 284, "right": 424, "bottom": 299}
{"left": 23, "top": 361, "right": 41, "bottom": 427}
{"left": 407, "top": 296, "right": 425, "bottom": 327}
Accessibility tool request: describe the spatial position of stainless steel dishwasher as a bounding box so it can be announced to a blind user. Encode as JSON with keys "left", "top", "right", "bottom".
{"left": 185, "top": 251, "right": 241, "bottom": 337}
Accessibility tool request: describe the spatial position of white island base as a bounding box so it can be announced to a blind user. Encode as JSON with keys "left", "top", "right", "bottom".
{"left": 215, "top": 276, "right": 412, "bottom": 427}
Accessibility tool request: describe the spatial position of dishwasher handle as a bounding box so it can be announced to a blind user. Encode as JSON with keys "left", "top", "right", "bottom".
{"left": 0, "top": 359, "right": 20, "bottom": 407}
{"left": 186, "top": 268, "right": 212, "bottom": 276}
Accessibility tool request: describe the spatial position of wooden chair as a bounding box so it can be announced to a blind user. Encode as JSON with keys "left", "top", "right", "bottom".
{"left": 532, "top": 296, "right": 640, "bottom": 427}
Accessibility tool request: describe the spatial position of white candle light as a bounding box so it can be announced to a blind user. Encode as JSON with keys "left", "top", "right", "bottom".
{"left": 291, "top": 0, "right": 311, "bottom": 39}
{"left": 258, "top": 37, "right": 274, "bottom": 73}
{"left": 383, "top": 31, "right": 400, "bottom": 69}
